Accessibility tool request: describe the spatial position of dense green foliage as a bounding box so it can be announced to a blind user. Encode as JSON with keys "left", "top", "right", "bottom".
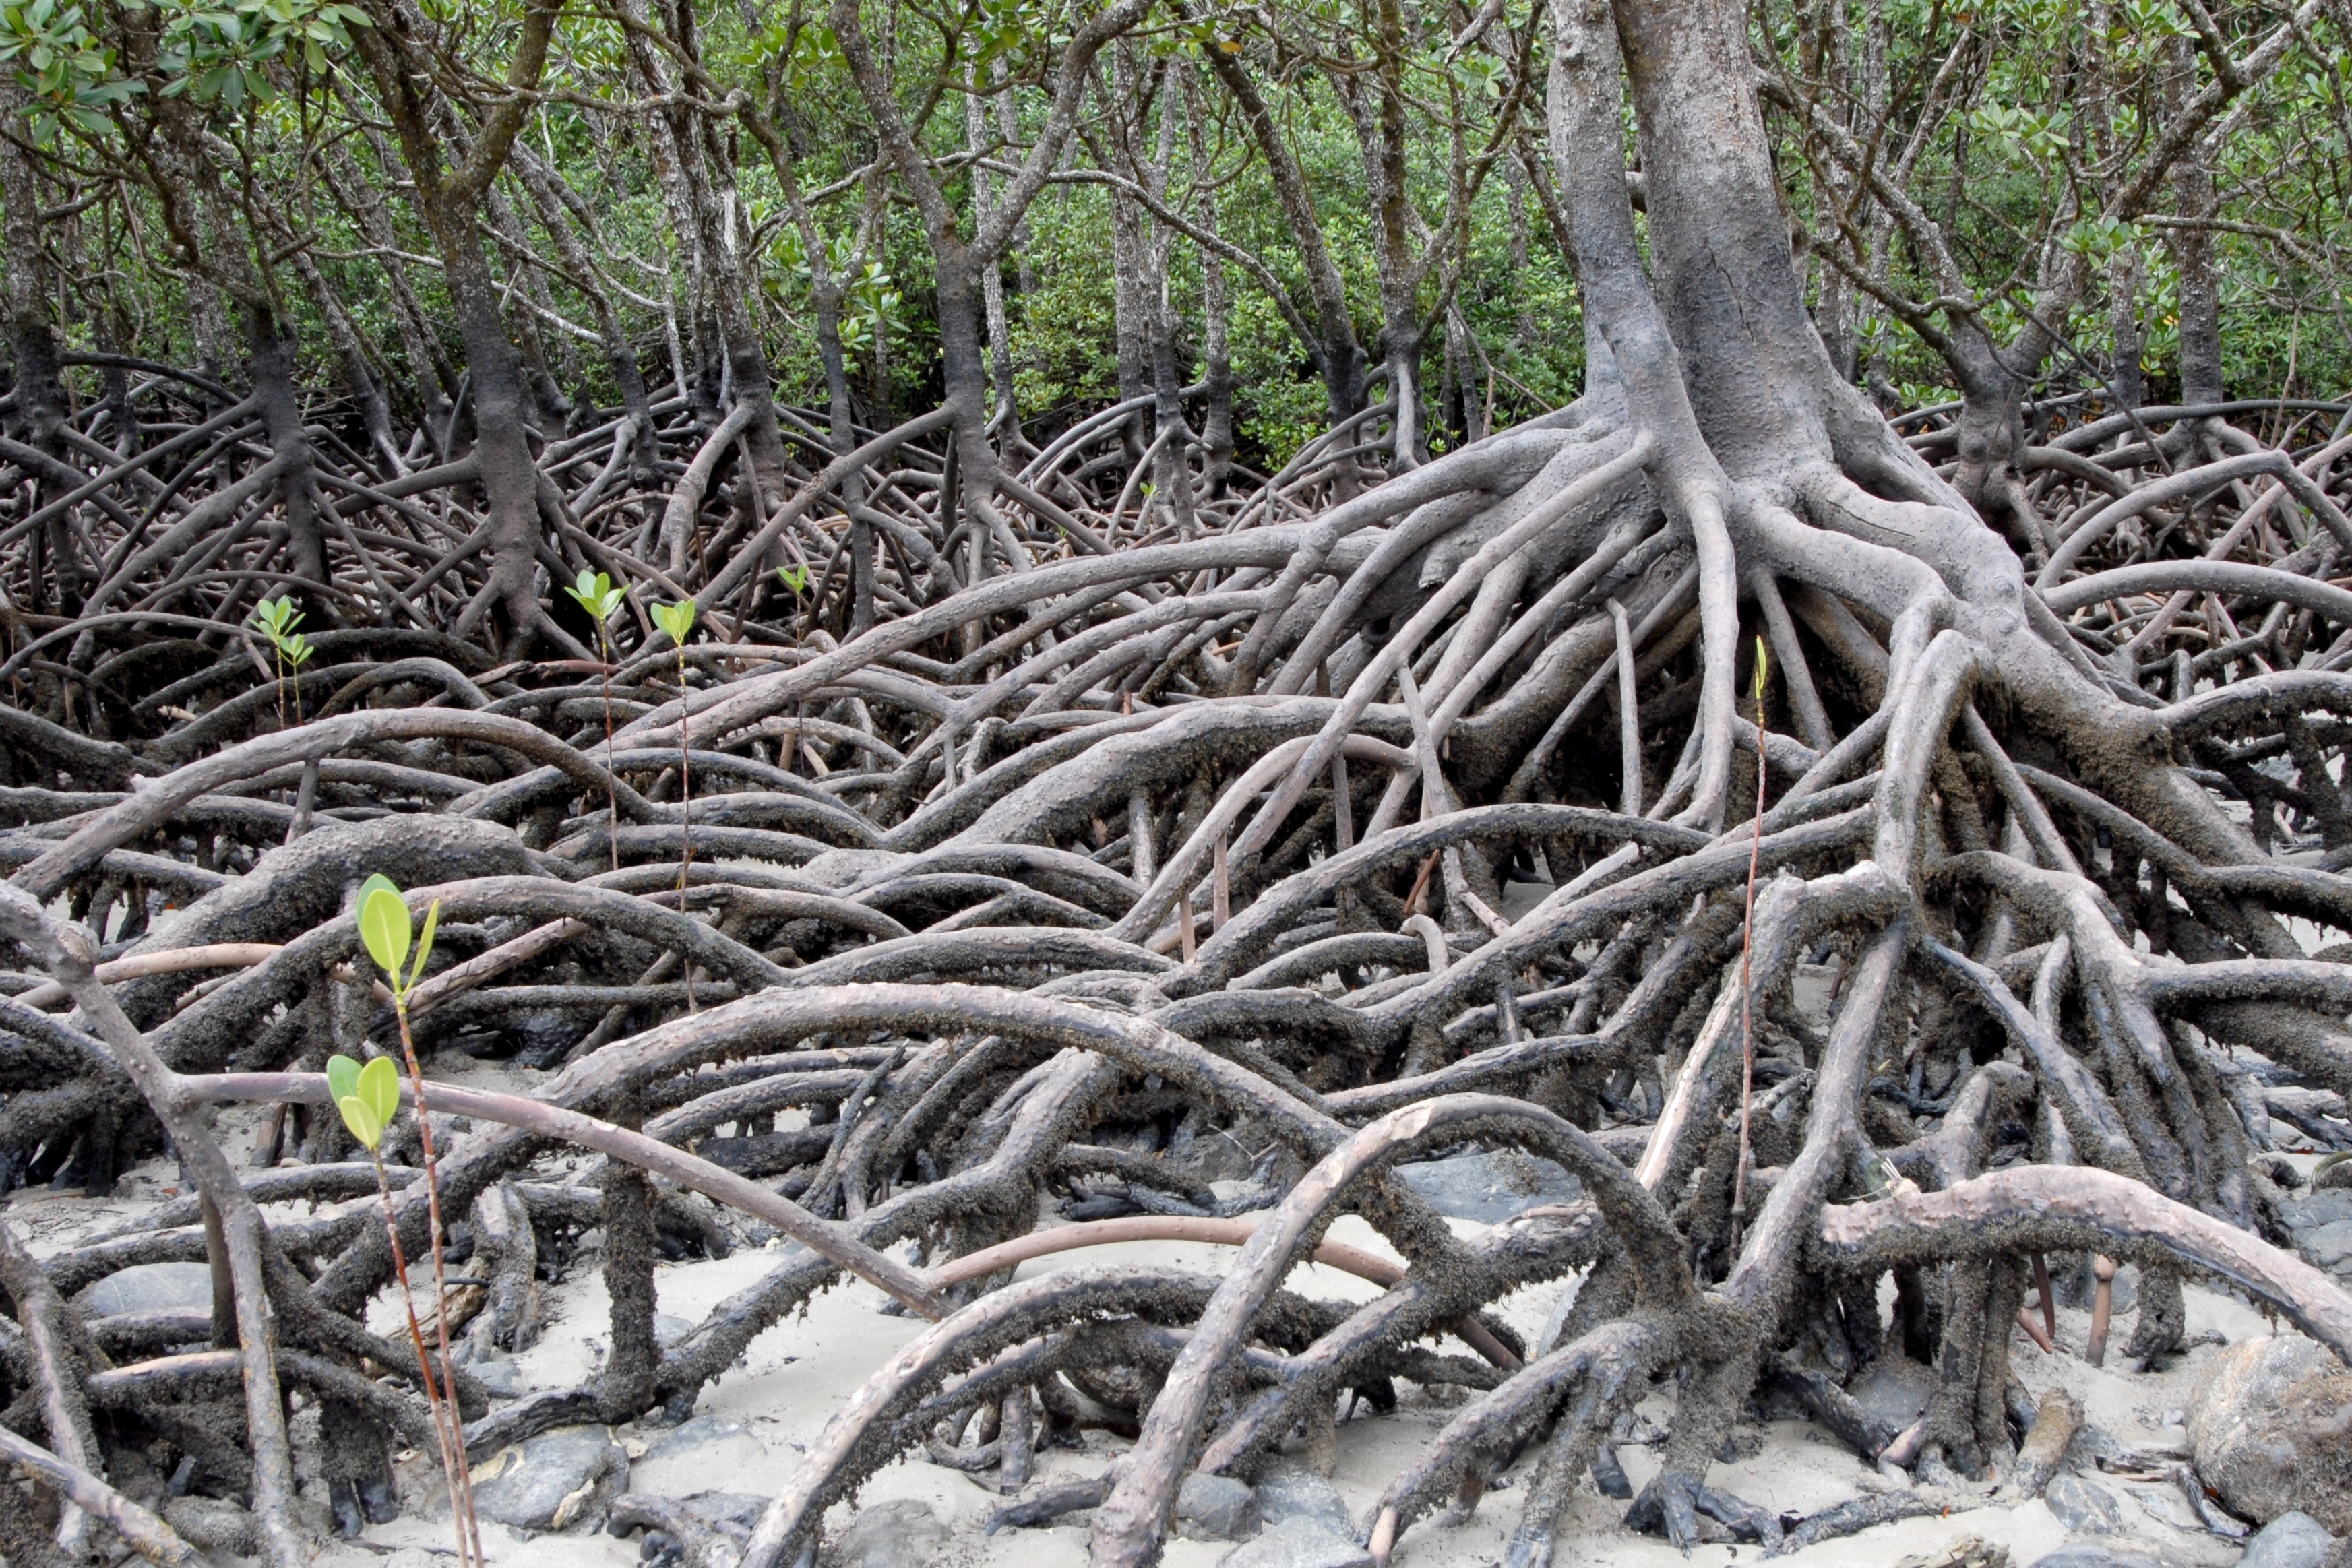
{"left": 0, "top": 0, "right": 2343, "bottom": 464}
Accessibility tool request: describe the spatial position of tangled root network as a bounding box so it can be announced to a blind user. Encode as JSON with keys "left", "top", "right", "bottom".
{"left": 6, "top": 26, "right": 2352, "bottom": 1568}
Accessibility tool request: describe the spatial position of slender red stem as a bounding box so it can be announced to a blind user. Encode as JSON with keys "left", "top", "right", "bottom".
{"left": 677, "top": 646, "right": 695, "bottom": 1011}
{"left": 367, "top": 1150, "right": 470, "bottom": 1568}
{"left": 601, "top": 625, "right": 619, "bottom": 876}
{"left": 391, "top": 998, "right": 483, "bottom": 1565}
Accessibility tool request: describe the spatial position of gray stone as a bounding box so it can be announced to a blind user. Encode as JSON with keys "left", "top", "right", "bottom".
{"left": 2187, "top": 1335, "right": 2352, "bottom": 1532}
{"left": 1392, "top": 1150, "right": 1581, "bottom": 1224}
{"left": 1253, "top": 1466, "right": 1353, "bottom": 1534}
{"left": 1218, "top": 1518, "right": 1373, "bottom": 1568}
{"left": 2297, "top": 1221, "right": 2352, "bottom": 1272}
{"left": 655, "top": 1313, "right": 696, "bottom": 1348}
{"left": 84, "top": 1262, "right": 214, "bottom": 1317}
{"left": 1177, "top": 1474, "right": 1260, "bottom": 1540}
{"left": 2284, "top": 1190, "right": 2352, "bottom": 1228}
{"left": 465, "top": 1357, "right": 526, "bottom": 1398}
{"left": 2241, "top": 1512, "right": 2342, "bottom": 1568}
{"left": 832, "top": 1499, "right": 950, "bottom": 1568}
{"left": 2026, "top": 1547, "right": 2175, "bottom": 1568}
{"left": 1848, "top": 1354, "right": 1936, "bottom": 1432}
{"left": 472, "top": 1424, "right": 627, "bottom": 1531}
{"left": 684, "top": 1493, "right": 768, "bottom": 1534}
{"left": 1497, "top": 881, "right": 1553, "bottom": 922}
{"left": 629, "top": 1414, "right": 766, "bottom": 1497}
{"left": 2045, "top": 1475, "right": 2127, "bottom": 1536}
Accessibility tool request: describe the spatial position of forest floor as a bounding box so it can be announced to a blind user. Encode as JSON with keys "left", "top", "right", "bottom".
{"left": 5, "top": 1062, "right": 2326, "bottom": 1568}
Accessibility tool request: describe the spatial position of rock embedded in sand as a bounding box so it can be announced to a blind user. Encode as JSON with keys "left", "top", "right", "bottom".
{"left": 1218, "top": 1517, "right": 1374, "bottom": 1568}
{"left": 1251, "top": 1465, "right": 1354, "bottom": 1534}
{"left": 629, "top": 1414, "right": 766, "bottom": 1497}
{"left": 2239, "top": 1512, "right": 2341, "bottom": 1568}
{"left": 2045, "top": 1474, "right": 2128, "bottom": 1536}
{"left": 1176, "top": 1473, "right": 1260, "bottom": 1540}
{"left": 1848, "top": 1353, "right": 1936, "bottom": 1431}
{"left": 84, "top": 1261, "right": 214, "bottom": 1317}
{"left": 2025, "top": 1546, "right": 2182, "bottom": 1568}
{"left": 2186, "top": 1336, "right": 2352, "bottom": 1532}
{"left": 472, "top": 1424, "right": 629, "bottom": 1531}
{"left": 1392, "top": 1149, "right": 1580, "bottom": 1223}
{"left": 2276, "top": 1187, "right": 2352, "bottom": 1281}
{"left": 831, "top": 1498, "right": 951, "bottom": 1568}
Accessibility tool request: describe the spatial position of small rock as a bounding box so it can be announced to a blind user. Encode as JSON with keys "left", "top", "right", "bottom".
{"left": 2045, "top": 1475, "right": 2127, "bottom": 1536}
{"left": 2025, "top": 1546, "right": 2175, "bottom": 1568}
{"left": 831, "top": 1499, "right": 950, "bottom": 1568}
{"left": 685, "top": 1493, "right": 768, "bottom": 1534}
{"left": 84, "top": 1262, "right": 214, "bottom": 1317}
{"left": 2186, "top": 1336, "right": 2352, "bottom": 1532}
{"left": 1392, "top": 1150, "right": 1580, "bottom": 1224}
{"left": 655, "top": 1313, "right": 696, "bottom": 1348}
{"left": 1253, "top": 1466, "right": 1353, "bottom": 1534}
{"left": 1849, "top": 1354, "right": 1936, "bottom": 1432}
{"left": 466, "top": 1358, "right": 526, "bottom": 1398}
{"left": 629, "top": 1414, "right": 766, "bottom": 1498}
{"left": 472, "top": 1424, "right": 627, "bottom": 1531}
{"left": 2241, "top": 1513, "right": 2342, "bottom": 1568}
{"left": 1177, "top": 1473, "right": 1260, "bottom": 1540}
{"left": 1218, "top": 1518, "right": 1373, "bottom": 1568}
{"left": 1893, "top": 1538, "right": 2011, "bottom": 1568}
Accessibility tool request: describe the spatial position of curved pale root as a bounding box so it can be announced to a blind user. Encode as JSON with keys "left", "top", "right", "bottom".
{"left": 11, "top": 942, "right": 283, "bottom": 1009}
{"left": 1816, "top": 1166, "right": 2352, "bottom": 1360}
{"left": 0, "top": 1423, "right": 199, "bottom": 1565}
{"left": 2041, "top": 558, "right": 2352, "bottom": 624}
{"left": 928, "top": 1214, "right": 1521, "bottom": 1369}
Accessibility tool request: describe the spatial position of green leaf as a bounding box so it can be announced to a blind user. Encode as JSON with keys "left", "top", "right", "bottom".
{"left": 652, "top": 598, "right": 697, "bottom": 644}
{"left": 359, "top": 883, "right": 410, "bottom": 983}
{"left": 409, "top": 898, "right": 438, "bottom": 992}
{"left": 1752, "top": 635, "right": 1769, "bottom": 704}
{"left": 565, "top": 569, "right": 623, "bottom": 623}
{"left": 776, "top": 564, "right": 809, "bottom": 595}
{"left": 336, "top": 1093, "right": 383, "bottom": 1151}
{"left": 325, "top": 1052, "right": 361, "bottom": 1105}
{"left": 357, "top": 1055, "right": 400, "bottom": 1130}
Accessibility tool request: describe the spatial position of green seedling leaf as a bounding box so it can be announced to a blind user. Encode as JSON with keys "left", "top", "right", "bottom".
{"left": 409, "top": 899, "right": 438, "bottom": 992}
{"left": 652, "top": 598, "right": 698, "bottom": 645}
{"left": 326, "top": 1053, "right": 361, "bottom": 1105}
{"left": 566, "top": 569, "right": 625, "bottom": 623}
{"left": 337, "top": 1094, "right": 383, "bottom": 1151}
{"left": 776, "top": 564, "right": 809, "bottom": 595}
{"left": 357, "top": 1055, "right": 400, "bottom": 1129}
{"left": 358, "top": 872, "right": 399, "bottom": 904}
{"left": 360, "top": 883, "right": 411, "bottom": 984}
{"left": 1752, "top": 635, "right": 1769, "bottom": 705}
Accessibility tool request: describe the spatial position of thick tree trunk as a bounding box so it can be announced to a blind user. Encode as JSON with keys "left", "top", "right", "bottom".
{"left": 1204, "top": 44, "right": 1367, "bottom": 434}
{"left": 243, "top": 306, "right": 333, "bottom": 604}
{"left": 2165, "top": 36, "right": 2225, "bottom": 408}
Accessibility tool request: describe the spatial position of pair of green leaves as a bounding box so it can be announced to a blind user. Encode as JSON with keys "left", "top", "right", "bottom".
{"left": 651, "top": 598, "right": 698, "bottom": 646}
{"left": 327, "top": 1052, "right": 400, "bottom": 1152}
{"left": 564, "top": 569, "right": 626, "bottom": 625}
{"left": 776, "top": 563, "right": 809, "bottom": 596}
{"left": 251, "top": 595, "right": 315, "bottom": 669}
{"left": 359, "top": 873, "right": 437, "bottom": 1003}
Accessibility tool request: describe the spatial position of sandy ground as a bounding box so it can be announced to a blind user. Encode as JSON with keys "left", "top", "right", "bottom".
{"left": 10, "top": 1085, "right": 2307, "bottom": 1568}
